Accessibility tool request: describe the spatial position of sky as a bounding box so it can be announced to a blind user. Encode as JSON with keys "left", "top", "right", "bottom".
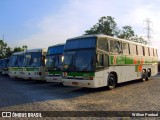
{"left": 0, "top": 0, "right": 160, "bottom": 58}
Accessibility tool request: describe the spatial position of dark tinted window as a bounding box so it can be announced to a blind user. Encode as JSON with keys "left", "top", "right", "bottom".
{"left": 48, "top": 45, "right": 64, "bottom": 55}
{"left": 65, "top": 37, "right": 96, "bottom": 50}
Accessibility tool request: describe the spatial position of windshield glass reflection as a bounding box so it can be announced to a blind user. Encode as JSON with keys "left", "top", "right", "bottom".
{"left": 63, "top": 50, "right": 95, "bottom": 72}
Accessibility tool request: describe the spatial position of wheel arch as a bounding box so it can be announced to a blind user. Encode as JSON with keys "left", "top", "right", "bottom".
{"left": 108, "top": 71, "right": 118, "bottom": 84}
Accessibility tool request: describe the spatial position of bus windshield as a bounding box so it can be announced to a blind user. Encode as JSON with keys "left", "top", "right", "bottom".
{"left": 9, "top": 55, "right": 17, "bottom": 67}
{"left": 63, "top": 50, "right": 95, "bottom": 72}
{"left": 65, "top": 37, "right": 96, "bottom": 50}
{"left": 2, "top": 59, "right": 9, "bottom": 68}
{"left": 17, "top": 55, "right": 25, "bottom": 67}
{"left": 46, "top": 55, "right": 63, "bottom": 70}
{"left": 25, "top": 52, "right": 42, "bottom": 67}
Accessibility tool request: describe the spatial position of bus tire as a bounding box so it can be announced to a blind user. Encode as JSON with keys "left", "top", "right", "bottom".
{"left": 146, "top": 69, "right": 151, "bottom": 80}
{"left": 141, "top": 69, "right": 147, "bottom": 82}
{"left": 107, "top": 73, "right": 116, "bottom": 90}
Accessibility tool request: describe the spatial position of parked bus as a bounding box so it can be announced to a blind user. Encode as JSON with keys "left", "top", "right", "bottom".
{"left": 0, "top": 59, "right": 3, "bottom": 74}
{"left": 45, "top": 44, "right": 65, "bottom": 82}
{"left": 62, "top": 35, "right": 158, "bottom": 89}
{"left": 1, "top": 58, "right": 10, "bottom": 75}
{"left": 23, "top": 48, "right": 47, "bottom": 81}
{"left": 8, "top": 51, "right": 25, "bottom": 78}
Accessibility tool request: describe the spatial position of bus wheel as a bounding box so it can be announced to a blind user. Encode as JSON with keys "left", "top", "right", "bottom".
{"left": 147, "top": 69, "right": 151, "bottom": 80}
{"left": 107, "top": 74, "right": 116, "bottom": 90}
{"left": 141, "top": 69, "right": 147, "bottom": 82}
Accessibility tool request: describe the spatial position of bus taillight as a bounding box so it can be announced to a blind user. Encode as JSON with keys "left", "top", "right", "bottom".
{"left": 90, "top": 77, "right": 93, "bottom": 80}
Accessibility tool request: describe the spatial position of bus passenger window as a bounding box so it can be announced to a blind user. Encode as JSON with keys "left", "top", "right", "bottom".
{"left": 98, "top": 38, "right": 109, "bottom": 52}
{"left": 96, "top": 54, "right": 104, "bottom": 68}
{"left": 110, "top": 40, "right": 122, "bottom": 53}
{"left": 122, "top": 43, "right": 129, "bottom": 55}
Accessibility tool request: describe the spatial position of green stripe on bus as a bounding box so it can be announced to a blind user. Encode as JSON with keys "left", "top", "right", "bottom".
{"left": 25, "top": 67, "right": 39, "bottom": 71}
{"left": 66, "top": 72, "right": 95, "bottom": 77}
{"left": 9, "top": 67, "right": 23, "bottom": 71}
{"left": 48, "top": 71, "right": 61, "bottom": 74}
{"left": 109, "top": 55, "right": 156, "bottom": 65}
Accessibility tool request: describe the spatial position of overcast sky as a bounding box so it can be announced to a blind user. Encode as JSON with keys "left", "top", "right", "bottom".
{"left": 0, "top": 0, "right": 160, "bottom": 58}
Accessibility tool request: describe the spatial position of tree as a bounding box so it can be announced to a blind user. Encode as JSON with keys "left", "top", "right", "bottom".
{"left": 0, "top": 40, "right": 7, "bottom": 59}
{"left": 5, "top": 47, "right": 13, "bottom": 58}
{"left": 130, "top": 35, "right": 147, "bottom": 45}
{"left": 22, "top": 45, "right": 27, "bottom": 51}
{"left": 84, "top": 16, "right": 148, "bottom": 45}
{"left": 118, "top": 25, "right": 135, "bottom": 39}
{"left": 85, "top": 16, "right": 119, "bottom": 36}
{"left": 0, "top": 39, "right": 28, "bottom": 59}
{"left": 13, "top": 45, "right": 28, "bottom": 52}
{"left": 14, "top": 47, "right": 23, "bottom": 52}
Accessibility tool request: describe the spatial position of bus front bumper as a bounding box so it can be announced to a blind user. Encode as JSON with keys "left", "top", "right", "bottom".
{"left": 45, "top": 76, "right": 62, "bottom": 83}
{"left": 62, "top": 79, "right": 98, "bottom": 88}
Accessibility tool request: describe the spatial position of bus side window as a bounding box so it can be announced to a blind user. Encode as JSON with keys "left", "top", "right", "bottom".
{"left": 110, "top": 40, "right": 122, "bottom": 54}
{"left": 145, "top": 47, "right": 148, "bottom": 56}
{"left": 150, "top": 48, "right": 153, "bottom": 56}
{"left": 96, "top": 53, "right": 104, "bottom": 69}
{"left": 137, "top": 45, "right": 143, "bottom": 56}
{"left": 122, "top": 43, "right": 129, "bottom": 55}
{"left": 154, "top": 49, "right": 157, "bottom": 57}
{"left": 130, "top": 44, "right": 137, "bottom": 55}
{"left": 98, "top": 38, "right": 109, "bottom": 52}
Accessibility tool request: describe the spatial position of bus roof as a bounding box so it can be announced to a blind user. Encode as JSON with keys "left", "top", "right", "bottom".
{"left": 48, "top": 43, "right": 65, "bottom": 48}
{"left": 67, "top": 34, "right": 157, "bottom": 49}
{"left": 12, "top": 51, "right": 25, "bottom": 55}
{"left": 26, "top": 48, "right": 47, "bottom": 53}
{"left": 47, "top": 44, "right": 65, "bottom": 55}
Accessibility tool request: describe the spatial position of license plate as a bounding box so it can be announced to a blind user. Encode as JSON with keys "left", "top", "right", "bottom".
{"left": 72, "top": 82, "right": 78, "bottom": 85}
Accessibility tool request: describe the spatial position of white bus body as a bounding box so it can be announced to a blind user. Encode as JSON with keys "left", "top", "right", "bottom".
{"left": 62, "top": 35, "right": 158, "bottom": 89}
{"left": 8, "top": 51, "right": 25, "bottom": 78}
{"left": 45, "top": 44, "right": 65, "bottom": 83}
{"left": 23, "top": 48, "right": 47, "bottom": 81}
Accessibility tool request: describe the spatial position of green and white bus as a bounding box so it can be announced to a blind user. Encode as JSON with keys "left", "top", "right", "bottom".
{"left": 23, "top": 48, "right": 47, "bottom": 81}
{"left": 8, "top": 51, "right": 25, "bottom": 78}
{"left": 45, "top": 44, "right": 65, "bottom": 82}
{"left": 62, "top": 35, "right": 158, "bottom": 89}
{"left": 1, "top": 58, "right": 10, "bottom": 75}
{"left": 0, "top": 59, "right": 3, "bottom": 74}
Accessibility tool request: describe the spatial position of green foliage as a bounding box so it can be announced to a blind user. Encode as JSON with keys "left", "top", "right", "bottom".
{"left": 118, "top": 25, "right": 135, "bottom": 39}
{"left": 85, "top": 16, "right": 118, "bottom": 36}
{"left": 0, "top": 39, "right": 27, "bottom": 59}
{"left": 14, "top": 45, "right": 27, "bottom": 52}
{"left": 84, "top": 16, "right": 147, "bottom": 44}
{"left": 0, "top": 40, "right": 8, "bottom": 59}
{"left": 14, "top": 47, "right": 23, "bottom": 52}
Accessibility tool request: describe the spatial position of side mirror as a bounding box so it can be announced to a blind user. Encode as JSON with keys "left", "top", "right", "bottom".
{"left": 42, "top": 55, "right": 46, "bottom": 66}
